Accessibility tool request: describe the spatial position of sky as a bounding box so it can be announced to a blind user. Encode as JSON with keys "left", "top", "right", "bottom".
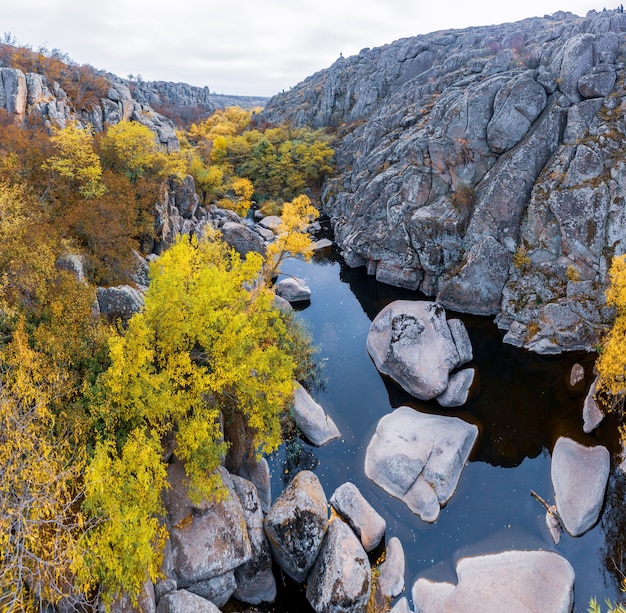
{"left": 3, "top": 1, "right": 598, "bottom": 97}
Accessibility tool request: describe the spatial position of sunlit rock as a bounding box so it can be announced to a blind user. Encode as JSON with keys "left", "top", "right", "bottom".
{"left": 364, "top": 406, "right": 478, "bottom": 522}
{"left": 329, "top": 482, "right": 386, "bottom": 552}
{"left": 551, "top": 436, "right": 610, "bottom": 536}
{"left": 412, "top": 550, "right": 574, "bottom": 613}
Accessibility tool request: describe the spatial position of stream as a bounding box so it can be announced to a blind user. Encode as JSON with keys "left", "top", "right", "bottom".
{"left": 257, "top": 229, "right": 624, "bottom": 612}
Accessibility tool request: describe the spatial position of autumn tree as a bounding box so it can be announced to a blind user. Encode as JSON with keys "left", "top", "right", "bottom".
{"left": 81, "top": 232, "right": 307, "bottom": 600}
{"left": 0, "top": 183, "right": 110, "bottom": 611}
{"left": 98, "top": 120, "right": 185, "bottom": 183}
{"left": 42, "top": 121, "right": 106, "bottom": 198}
{"left": 263, "top": 194, "right": 319, "bottom": 281}
{"left": 596, "top": 254, "right": 626, "bottom": 410}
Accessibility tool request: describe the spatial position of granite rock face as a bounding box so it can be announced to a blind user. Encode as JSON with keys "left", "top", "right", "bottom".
{"left": 260, "top": 9, "right": 626, "bottom": 353}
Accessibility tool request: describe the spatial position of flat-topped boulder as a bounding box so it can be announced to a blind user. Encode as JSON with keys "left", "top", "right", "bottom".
{"left": 412, "top": 550, "right": 575, "bottom": 613}
{"left": 366, "top": 300, "right": 473, "bottom": 405}
{"left": 364, "top": 406, "right": 478, "bottom": 522}
{"left": 551, "top": 436, "right": 610, "bottom": 536}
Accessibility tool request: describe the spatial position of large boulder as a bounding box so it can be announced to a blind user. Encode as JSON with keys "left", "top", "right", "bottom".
{"left": 163, "top": 461, "right": 252, "bottom": 592}
{"left": 366, "top": 300, "right": 473, "bottom": 403}
{"left": 264, "top": 470, "right": 328, "bottom": 582}
{"left": 230, "top": 475, "right": 277, "bottom": 605}
{"left": 155, "top": 590, "right": 220, "bottom": 613}
{"left": 364, "top": 406, "right": 478, "bottom": 522}
{"left": 551, "top": 437, "right": 610, "bottom": 536}
{"left": 221, "top": 221, "right": 266, "bottom": 258}
{"left": 275, "top": 277, "right": 312, "bottom": 303}
{"left": 305, "top": 516, "right": 371, "bottom": 613}
{"left": 96, "top": 285, "right": 144, "bottom": 324}
{"left": 329, "top": 482, "right": 386, "bottom": 552}
{"left": 412, "top": 550, "right": 575, "bottom": 613}
{"left": 292, "top": 382, "right": 341, "bottom": 446}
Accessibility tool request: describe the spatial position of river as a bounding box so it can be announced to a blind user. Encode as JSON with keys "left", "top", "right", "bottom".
{"left": 258, "top": 228, "right": 623, "bottom": 612}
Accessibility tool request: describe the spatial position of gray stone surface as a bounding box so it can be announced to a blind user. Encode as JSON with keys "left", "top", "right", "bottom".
{"left": 274, "top": 277, "right": 312, "bottom": 303}
{"left": 367, "top": 300, "right": 473, "bottom": 403}
{"left": 264, "top": 470, "right": 328, "bottom": 583}
{"left": 258, "top": 10, "right": 626, "bottom": 354}
{"left": 163, "top": 462, "right": 251, "bottom": 589}
{"left": 551, "top": 436, "right": 610, "bottom": 536}
{"left": 292, "top": 382, "right": 341, "bottom": 446}
{"left": 305, "top": 516, "right": 371, "bottom": 613}
{"left": 155, "top": 590, "right": 221, "bottom": 613}
{"left": 376, "top": 536, "right": 405, "bottom": 599}
{"left": 230, "top": 475, "right": 277, "bottom": 605}
{"left": 582, "top": 376, "right": 604, "bottom": 433}
{"left": 329, "top": 482, "right": 386, "bottom": 552}
{"left": 412, "top": 550, "right": 575, "bottom": 613}
{"left": 436, "top": 368, "right": 475, "bottom": 407}
{"left": 365, "top": 406, "right": 478, "bottom": 522}
{"left": 96, "top": 285, "right": 144, "bottom": 324}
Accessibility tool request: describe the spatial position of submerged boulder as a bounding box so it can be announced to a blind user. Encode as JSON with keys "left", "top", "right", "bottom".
{"left": 366, "top": 300, "right": 473, "bottom": 404}
{"left": 364, "top": 406, "right": 478, "bottom": 522}
{"left": 412, "top": 550, "right": 575, "bottom": 613}
{"left": 551, "top": 436, "right": 610, "bottom": 536}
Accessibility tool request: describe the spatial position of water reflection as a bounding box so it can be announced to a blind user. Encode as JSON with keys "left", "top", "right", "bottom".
{"left": 263, "top": 235, "right": 623, "bottom": 610}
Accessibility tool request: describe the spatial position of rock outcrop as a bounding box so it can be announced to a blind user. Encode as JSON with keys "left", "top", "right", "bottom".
{"left": 412, "top": 550, "right": 575, "bottom": 613}
{"left": 259, "top": 9, "right": 626, "bottom": 353}
{"left": 364, "top": 406, "right": 478, "bottom": 521}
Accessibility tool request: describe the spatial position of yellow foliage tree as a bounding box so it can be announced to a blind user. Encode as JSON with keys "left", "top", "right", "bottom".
{"left": 0, "top": 320, "right": 92, "bottom": 612}
{"left": 99, "top": 120, "right": 185, "bottom": 183}
{"left": 264, "top": 194, "right": 319, "bottom": 281}
{"left": 82, "top": 232, "right": 302, "bottom": 600}
{"left": 42, "top": 121, "right": 106, "bottom": 198}
{"left": 596, "top": 254, "right": 626, "bottom": 410}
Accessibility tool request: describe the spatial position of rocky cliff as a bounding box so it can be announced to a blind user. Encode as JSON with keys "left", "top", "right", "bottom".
{"left": 260, "top": 9, "right": 626, "bottom": 354}
{"left": 0, "top": 65, "right": 179, "bottom": 149}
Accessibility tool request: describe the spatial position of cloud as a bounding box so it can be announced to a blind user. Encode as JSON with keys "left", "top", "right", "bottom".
{"left": 1, "top": 0, "right": 595, "bottom": 96}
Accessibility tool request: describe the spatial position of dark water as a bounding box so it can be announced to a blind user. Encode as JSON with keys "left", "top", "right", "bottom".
{"left": 250, "top": 236, "right": 624, "bottom": 611}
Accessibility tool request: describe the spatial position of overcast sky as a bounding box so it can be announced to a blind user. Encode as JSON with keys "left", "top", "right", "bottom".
{"left": 3, "top": 1, "right": 597, "bottom": 97}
